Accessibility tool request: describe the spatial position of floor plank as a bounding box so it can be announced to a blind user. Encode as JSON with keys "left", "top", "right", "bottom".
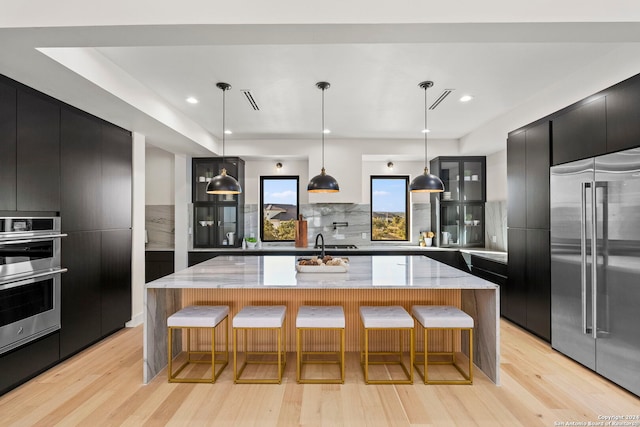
{"left": 1, "top": 319, "right": 638, "bottom": 426}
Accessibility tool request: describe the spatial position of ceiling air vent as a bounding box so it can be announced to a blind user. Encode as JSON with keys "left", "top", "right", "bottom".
{"left": 241, "top": 89, "right": 260, "bottom": 111}
{"left": 429, "top": 89, "right": 454, "bottom": 110}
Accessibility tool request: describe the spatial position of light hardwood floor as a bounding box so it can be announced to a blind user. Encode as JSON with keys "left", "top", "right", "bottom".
{"left": 1, "top": 320, "right": 638, "bottom": 426}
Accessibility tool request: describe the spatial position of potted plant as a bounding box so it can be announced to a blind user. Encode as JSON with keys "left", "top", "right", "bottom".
{"left": 245, "top": 237, "right": 257, "bottom": 249}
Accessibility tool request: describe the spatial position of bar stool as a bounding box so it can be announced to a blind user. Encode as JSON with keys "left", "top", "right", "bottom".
{"left": 359, "top": 305, "right": 414, "bottom": 384}
{"left": 412, "top": 305, "right": 474, "bottom": 385}
{"left": 296, "top": 305, "right": 345, "bottom": 384}
{"left": 167, "top": 305, "right": 229, "bottom": 383}
{"left": 232, "top": 305, "right": 287, "bottom": 384}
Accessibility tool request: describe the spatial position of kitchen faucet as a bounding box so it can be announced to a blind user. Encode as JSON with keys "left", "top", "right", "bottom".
{"left": 314, "top": 233, "right": 325, "bottom": 259}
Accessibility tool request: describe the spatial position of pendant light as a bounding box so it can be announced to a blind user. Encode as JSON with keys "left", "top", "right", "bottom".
{"left": 207, "top": 82, "right": 242, "bottom": 195}
{"left": 307, "top": 81, "right": 340, "bottom": 193}
{"left": 409, "top": 81, "right": 445, "bottom": 193}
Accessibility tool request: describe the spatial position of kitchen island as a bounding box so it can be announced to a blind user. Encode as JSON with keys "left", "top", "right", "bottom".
{"left": 144, "top": 255, "right": 499, "bottom": 384}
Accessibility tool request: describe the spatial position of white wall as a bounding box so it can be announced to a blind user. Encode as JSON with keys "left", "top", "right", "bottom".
{"left": 486, "top": 149, "right": 507, "bottom": 201}
{"left": 230, "top": 137, "right": 460, "bottom": 204}
{"left": 128, "top": 132, "right": 146, "bottom": 327}
{"left": 243, "top": 159, "right": 309, "bottom": 205}
{"left": 145, "top": 145, "right": 175, "bottom": 205}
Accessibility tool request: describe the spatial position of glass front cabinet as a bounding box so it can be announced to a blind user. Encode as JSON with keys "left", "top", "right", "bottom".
{"left": 430, "top": 156, "right": 486, "bottom": 248}
{"left": 192, "top": 157, "right": 245, "bottom": 248}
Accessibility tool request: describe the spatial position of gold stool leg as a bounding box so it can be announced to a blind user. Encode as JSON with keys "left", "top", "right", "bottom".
{"left": 167, "top": 327, "right": 173, "bottom": 381}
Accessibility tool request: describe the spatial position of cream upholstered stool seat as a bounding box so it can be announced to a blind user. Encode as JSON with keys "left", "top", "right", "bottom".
{"left": 167, "top": 305, "right": 229, "bottom": 383}
{"left": 232, "top": 305, "right": 286, "bottom": 384}
{"left": 359, "top": 305, "right": 414, "bottom": 384}
{"left": 296, "top": 305, "right": 345, "bottom": 384}
{"left": 412, "top": 305, "right": 474, "bottom": 385}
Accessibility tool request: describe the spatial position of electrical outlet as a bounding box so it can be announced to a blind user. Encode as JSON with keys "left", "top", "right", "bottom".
{"left": 361, "top": 232, "right": 367, "bottom": 239}
{"left": 491, "top": 235, "right": 497, "bottom": 243}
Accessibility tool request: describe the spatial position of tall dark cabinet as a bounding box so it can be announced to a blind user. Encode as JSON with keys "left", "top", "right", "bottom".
{"left": 430, "top": 156, "right": 486, "bottom": 248}
{"left": 0, "top": 75, "right": 132, "bottom": 388}
{"left": 60, "top": 106, "right": 132, "bottom": 357}
{"left": 192, "top": 157, "right": 245, "bottom": 248}
{"left": 506, "top": 121, "right": 551, "bottom": 341}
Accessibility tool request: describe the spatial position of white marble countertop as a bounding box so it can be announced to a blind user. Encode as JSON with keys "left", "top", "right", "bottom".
{"left": 189, "top": 244, "right": 458, "bottom": 252}
{"left": 146, "top": 255, "right": 498, "bottom": 290}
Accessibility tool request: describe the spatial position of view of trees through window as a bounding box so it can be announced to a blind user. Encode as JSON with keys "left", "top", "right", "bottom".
{"left": 371, "top": 176, "right": 409, "bottom": 241}
{"left": 261, "top": 176, "right": 299, "bottom": 241}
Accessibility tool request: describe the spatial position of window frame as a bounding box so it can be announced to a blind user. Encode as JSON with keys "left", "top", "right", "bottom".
{"left": 370, "top": 175, "right": 410, "bottom": 242}
{"left": 260, "top": 175, "right": 300, "bottom": 242}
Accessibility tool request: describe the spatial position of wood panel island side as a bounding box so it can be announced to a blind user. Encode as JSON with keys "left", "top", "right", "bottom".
{"left": 144, "top": 255, "right": 500, "bottom": 384}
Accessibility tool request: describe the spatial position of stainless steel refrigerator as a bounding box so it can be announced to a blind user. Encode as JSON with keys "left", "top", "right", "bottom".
{"left": 551, "top": 147, "right": 640, "bottom": 397}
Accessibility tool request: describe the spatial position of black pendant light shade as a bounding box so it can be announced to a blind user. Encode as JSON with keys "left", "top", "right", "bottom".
{"left": 410, "top": 80, "right": 444, "bottom": 193}
{"left": 409, "top": 167, "right": 445, "bottom": 192}
{"left": 308, "top": 168, "right": 340, "bottom": 193}
{"left": 207, "top": 82, "right": 242, "bottom": 195}
{"left": 207, "top": 168, "right": 241, "bottom": 194}
{"left": 307, "top": 81, "right": 340, "bottom": 193}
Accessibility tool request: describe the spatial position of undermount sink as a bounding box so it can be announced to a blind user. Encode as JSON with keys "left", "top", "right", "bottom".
{"left": 314, "top": 244, "right": 358, "bottom": 249}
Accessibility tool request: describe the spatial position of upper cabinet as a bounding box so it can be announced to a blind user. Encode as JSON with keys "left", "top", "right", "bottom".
{"left": 551, "top": 72, "right": 640, "bottom": 166}
{"left": 431, "top": 156, "right": 486, "bottom": 203}
{"left": 193, "top": 157, "right": 244, "bottom": 204}
{"left": 606, "top": 76, "right": 640, "bottom": 153}
{"left": 507, "top": 121, "right": 550, "bottom": 230}
{"left": 552, "top": 96, "right": 606, "bottom": 165}
{"left": 16, "top": 89, "right": 61, "bottom": 212}
{"left": 60, "top": 108, "right": 132, "bottom": 232}
{"left": 0, "top": 79, "right": 17, "bottom": 211}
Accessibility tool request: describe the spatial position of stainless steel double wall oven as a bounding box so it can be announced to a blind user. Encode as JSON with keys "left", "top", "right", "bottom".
{"left": 0, "top": 217, "right": 66, "bottom": 355}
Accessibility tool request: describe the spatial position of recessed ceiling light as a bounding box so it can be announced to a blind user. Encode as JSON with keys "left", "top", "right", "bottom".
{"left": 323, "top": 129, "right": 331, "bottom": 134}
{"left": 224, "top": 130, "right": 232, "bottom": 135}
{"left": 421, "top": 129, "right": 431, "bottom": 133}
{"left": 186, "top": 96, "right": 199, "bottom": 104}
{"left": 460, "top": 95, "right": 474, "bottom": 103}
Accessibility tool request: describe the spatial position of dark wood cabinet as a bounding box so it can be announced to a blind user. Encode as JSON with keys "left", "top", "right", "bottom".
{"left": 192, "top": 157, "right": 245, "bottom": 248}
{"left": 60, "top": 108, "right": 102, "bottom": 232}
{"left": 525, "top": 122, "right": 550, "bottom": 230}
{"left": 61, "top": 109, "right": 132, "bottom": 232}
{"left": 552, "top": 96, "right": 607, "bottom": 165}
{"left": 606, "top": 76, "right": 640, "bottom": 153}
{"left": 16, "top": 90, "right": 60, "bottom": 212}
{"left": 507, "top": 121, "right": 551, "bottom": 341}
{"left": 0, "top": 74, "right": 132, "bottom": 394}
{"left": 526, "top": 229, "right": 551, "bottom": 341}
{"left": 506, "top": 228, "right": 527, "bottom": 326}
{"left": 61, "top": 229, "right": 132, "bottom": 357}
{"left": 101, "top": 229, "right": 132, "bottom": 335}
{"left": 507, "top": 130, "right": 526, "bottom": 228}
{"left": 0, "top": 79, "right": 17, "bottom": 211}
{"left": 0, "top": 332, "right": 59, "bottom": 395}
{"left": 60, "top": 231, "right": 102, "bottom": 359}
{"left": 146, "top": 251, "right": 175, "bottom": 283}
{"left": 101, "top": 124, "right": 132, "bottom": 230}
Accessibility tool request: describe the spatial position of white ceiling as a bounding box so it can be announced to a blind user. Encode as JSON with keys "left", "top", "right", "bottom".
{"left": 2, "top": 3, "right": 640, "bottom": 157}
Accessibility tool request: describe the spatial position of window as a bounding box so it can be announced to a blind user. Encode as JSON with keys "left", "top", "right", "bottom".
{"left": 370, "top": 176, "right": 409, "bottom": 241}
{"left": 261, "top": 176, "right": 299, "bottom": 242}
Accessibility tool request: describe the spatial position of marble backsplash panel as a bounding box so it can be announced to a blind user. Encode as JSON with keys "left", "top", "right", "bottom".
{"left": 484, "top": 200, "right": 507, "bottom": 252}
{"left": 245, "top": 203, "right": 431, "bottom": 246}
{"left": 146, "top": 205, "right": 175, "bottom": 248}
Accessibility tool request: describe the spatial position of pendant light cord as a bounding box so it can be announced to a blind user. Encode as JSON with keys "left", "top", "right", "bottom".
{"left": 424, "top": 85, "right": 428, "bottom": 170}
{"left": 222, "top": 86, "right": 226, "bottom": 164}
{"left": 321, "top": 85, "right": 325, "bottom": 170}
